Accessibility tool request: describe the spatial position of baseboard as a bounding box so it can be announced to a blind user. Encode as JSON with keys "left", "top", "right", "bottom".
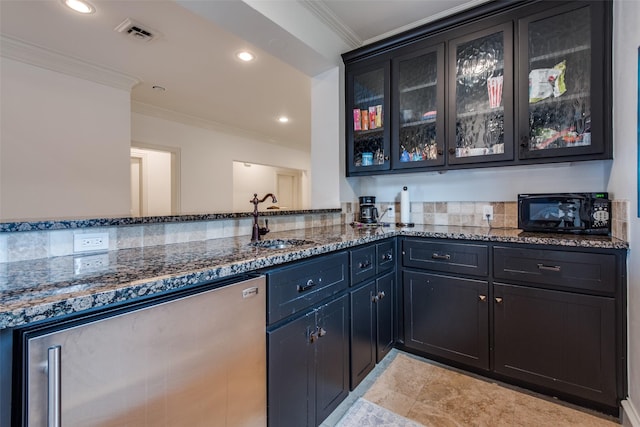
{"left": 622, "top": 400, "right": 640, "bottom": 427}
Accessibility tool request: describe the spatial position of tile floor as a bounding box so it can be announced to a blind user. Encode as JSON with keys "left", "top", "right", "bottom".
{"left": 323, "top": 349, "right": 621, "bottom": 427}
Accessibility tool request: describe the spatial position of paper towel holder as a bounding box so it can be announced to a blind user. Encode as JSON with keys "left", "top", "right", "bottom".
{"left": 396, "top": 186, "right": 415, "bottom": 227}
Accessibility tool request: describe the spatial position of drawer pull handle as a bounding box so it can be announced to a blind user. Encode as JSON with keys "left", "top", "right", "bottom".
{"left": 537, "top": 263, "right": 561, "bottom": 272}
{"left": 495, "top": 297, "right": 503, "bottom": 304}
{"left": 297, "top": 279, "right": 316, "bottom": 292}
{"left": 382, "top": 253, "right": 393, "bottom": 261}
{"left": 359, "top": 260, "right": 372, "bottom": 269}
{"left": 431, "top": 253, "right": 451, "bottom": 260}
{"left": 479, "top": 295, "right": 487, "bottom": 302}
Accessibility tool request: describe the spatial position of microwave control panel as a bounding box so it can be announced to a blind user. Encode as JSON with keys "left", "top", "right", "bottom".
{"left": 592, "top": 200, "right": 610, "bottom": 227}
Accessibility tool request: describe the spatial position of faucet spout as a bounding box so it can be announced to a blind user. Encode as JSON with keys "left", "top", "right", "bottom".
{"left": 250, "top": 193, "right": 277, "bottom": 242}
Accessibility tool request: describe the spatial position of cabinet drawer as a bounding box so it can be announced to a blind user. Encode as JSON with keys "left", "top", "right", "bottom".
{"left": 350, "top": 245, "right": 376, "bottom": 286}
{"left": 376, "top": 239, "right": 396, "bottom": 274}
{"left": 402, "top": 239, "right": 488, "bottom": 277}
{"left": 267, "top": 252, "right": 349, "bottom": 324}
{"left": 493, "top": 246, "right": 616, "bottom": 293}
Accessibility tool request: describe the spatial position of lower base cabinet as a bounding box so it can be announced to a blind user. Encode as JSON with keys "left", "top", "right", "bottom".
{"left": 400, "top": 238, "right": 626, "bottom": 415}
{"left": 494, "top": 283, "right": 617, "bottom": 407}
{"left": 403, "top": 270, "right": 489, "bottom": 370}
{"left": 267, "top": 294, "right": 349, "bottom": 427}
{"left": 350, "top": 271, "right": 395, "bottom": 388}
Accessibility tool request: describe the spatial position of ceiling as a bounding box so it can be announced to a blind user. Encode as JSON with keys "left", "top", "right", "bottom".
{"left": 0, "top": 0, "right": 484, "bottom": 152}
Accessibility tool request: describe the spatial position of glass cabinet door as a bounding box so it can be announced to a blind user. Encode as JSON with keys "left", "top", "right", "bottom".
{"left": 392, "top": 43, "right": 445, "bottom": 169}
{"left": 346, "top": 62, "right": 390, "bottom": 174}
{"left": 448, "top": 23, "right": 514, "bottom": 165}
{"left": 518, "top": 2, "right": 606, "bottom": 159}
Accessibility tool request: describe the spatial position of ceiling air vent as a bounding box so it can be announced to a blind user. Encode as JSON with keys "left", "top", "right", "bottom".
{"left": 114, "top": 18, "right": 159, "bottom": 42}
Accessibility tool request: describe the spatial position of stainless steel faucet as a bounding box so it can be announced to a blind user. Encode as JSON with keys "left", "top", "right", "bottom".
{"left": 250, "top": 193, "right": 277, "bottom": 241}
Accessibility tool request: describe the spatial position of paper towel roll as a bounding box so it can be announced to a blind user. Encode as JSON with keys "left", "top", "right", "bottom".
{"left": 400, "top": 186, "right": 410, "bottom": 225}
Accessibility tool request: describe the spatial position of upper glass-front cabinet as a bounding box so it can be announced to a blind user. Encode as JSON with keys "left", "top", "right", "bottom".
{"left": 518, "top": 2, "right": 607, "bottom": 159}
{"left": 448, "top": 23, "right": 514, "bottom": 165}
{"left": 392, "top": 44, "right": 445, "bottom": 169}
{"left": 346, "top": 61, "right": 391, "bottom": 174}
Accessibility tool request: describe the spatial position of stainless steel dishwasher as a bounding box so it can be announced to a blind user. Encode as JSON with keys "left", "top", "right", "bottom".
{"left": 19, "top": 275, "right": 266, "bottom": 427}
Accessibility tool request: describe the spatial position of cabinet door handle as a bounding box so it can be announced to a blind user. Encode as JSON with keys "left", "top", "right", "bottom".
{"left": 495, "top": 297, "right": 503, "bottom": 304}
{"left": 437, "top": 149, "right": 444, "bottom": 156}
{"left": 479, "top": 295, "right": 487, "bottom": 302}
{"left": 431, "top": 253, "right": 451, "bottom": 260}
{"left": 377, "top": 291, "right": 386, "bottom": 300}
{"left": 520, "top": 135, "right": 530, "bottom": 148}
{"left": 537, "top": 263, "right": 561, "bottom": 272}
{"left": 448, "top": 148, "right": 456, "bottom": 155}
{"left": 297, "top": 279, "right": 316, "bottom": 292}
{"left": 48, "top": 345, "right": 62, "bottom": 427}
{"left": 359, "top": 260, "right": 372, "bottom": 269}
{"left": 317, "top": 327, "right": 327, "bottom": 337}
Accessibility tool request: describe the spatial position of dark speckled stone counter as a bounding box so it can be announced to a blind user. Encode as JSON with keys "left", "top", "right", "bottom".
{"left": 0, "top": 224, "right": 628, "bottom": 329}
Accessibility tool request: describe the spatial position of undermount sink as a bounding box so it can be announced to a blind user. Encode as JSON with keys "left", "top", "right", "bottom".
{"left": 249, "top": 239, "right": 315, "bottom": 249}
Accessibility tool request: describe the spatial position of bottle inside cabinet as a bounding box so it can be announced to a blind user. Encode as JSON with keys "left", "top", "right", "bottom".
{"left": 352, "top": 68, "right": 386, "bottom": 167}
{"left": 525, "top": 6, "right": 591, "bottom": 151}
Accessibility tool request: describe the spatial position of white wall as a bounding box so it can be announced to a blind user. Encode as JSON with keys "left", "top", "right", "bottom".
{"left": 356, "top": 160, "right": 611, "bottom": 202}
{"left": 131, "top": 112, "right": 311, "bottom": 214}
{"left": 0, "top": 58, "right": 131, "bottom": 220}
{"left": 312, "top": 67, "right": 347, "bottom": 208}
{"left": 610, "top": 0, "right": 640, "bottom": 423}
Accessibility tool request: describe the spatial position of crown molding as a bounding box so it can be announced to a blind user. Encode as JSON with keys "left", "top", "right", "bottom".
{"left": 0, "top": 35, "right": 140, "bottom": 91}
{"left": 299, "top": 0, "right": 362, "bottom": 49}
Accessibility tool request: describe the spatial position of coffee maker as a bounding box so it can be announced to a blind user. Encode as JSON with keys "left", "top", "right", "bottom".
{"left": 358, "top": 196, "right": 379, "bottom": 224}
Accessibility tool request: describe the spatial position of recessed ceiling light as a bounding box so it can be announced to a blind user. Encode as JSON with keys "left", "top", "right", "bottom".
{"left": 278, "top": 116, "right": 289, "bottom": 123}
{"left": 62, "top": 0, "right": 95, "bottom": 14}
{"left": 236, "top": 51, "right": 255, "bottom": 62}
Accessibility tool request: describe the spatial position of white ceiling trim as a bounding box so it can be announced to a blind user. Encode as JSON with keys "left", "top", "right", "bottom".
{"left": 361, "top": 0, "right": 492, "bottom": 45}
{"left": 0, "top": 35, "right": 140, "bottom": 91}
{"left": 299, "top": 0, "right": 362, "bottom": 49}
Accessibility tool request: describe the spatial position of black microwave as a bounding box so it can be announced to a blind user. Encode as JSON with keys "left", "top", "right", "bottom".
{"left": 518, "top": 193, "right": 611, "bottom": 235}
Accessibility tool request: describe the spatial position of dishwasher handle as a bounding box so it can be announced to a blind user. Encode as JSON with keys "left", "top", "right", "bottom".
{"left": 48, "top": 345, "right": 62, "bottom": 427}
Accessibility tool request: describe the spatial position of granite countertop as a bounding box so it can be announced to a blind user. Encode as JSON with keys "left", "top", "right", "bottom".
{"left": 0, "top": 224, "right": 628, "bottom": 329}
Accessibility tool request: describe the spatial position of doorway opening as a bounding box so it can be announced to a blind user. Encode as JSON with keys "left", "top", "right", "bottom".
{"left": 232, "top": 161, "right": 305, "bottom": 212}
{"left": 130, "top": 144, "right": 180, "bottom": 216}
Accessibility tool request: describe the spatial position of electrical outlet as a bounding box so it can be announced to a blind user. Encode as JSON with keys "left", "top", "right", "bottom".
{"left": 73, "top": 232, "right": 109, "bottom": 253}
{"left": 386, "top": 205, "right": 396, "bottom": 221}
{"left": 483, "top": 205, "right": 494, "bottom": 221}
{"left": 74, "top": 254, "right": 109, "bottom": 274}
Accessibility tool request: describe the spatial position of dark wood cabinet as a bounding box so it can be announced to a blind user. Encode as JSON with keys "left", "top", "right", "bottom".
{"left": 266, "top": 254, "right": 349, "bottom": 427}
{"left": 517, "top": 1, "right": 611, "bottom": 161}
{"left": 493, "top": 283, "right": 617, "bottom": 407}
{"left": 268, "top": 295, "right": 349, "bottom": 427}
{"left": 392, "top": 42, "right": 446, "bottom": 169}
{"left": 349, "top": 240, "right": 396, "bottom": 389}
{"left": 346, "top": 60, "right": 391, "bottom": 174}
{"left": 403, "top": 270, "right": 489, "bottom": 370}
{"left": 343, "top": 0, "right": 612, "bottom": 176}
{"left": 400, "top": 237, "right": 626, "bottom": 414}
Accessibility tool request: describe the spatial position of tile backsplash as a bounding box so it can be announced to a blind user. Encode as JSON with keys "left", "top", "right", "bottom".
{"left": 1, "top": 199, "right": 630, "bottom": 264}
{"left": 344, "top": 199, "right": 630, "bottom": 242}
{"left": 0, "top": 213, "right": 342, "bottom": 263}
